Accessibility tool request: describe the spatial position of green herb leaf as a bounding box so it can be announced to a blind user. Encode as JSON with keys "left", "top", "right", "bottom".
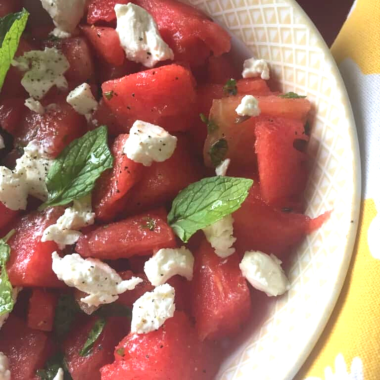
{"left": 168, "top": 176, "right": 253, "bottom": 242}
{"left": 279, "top": 92, "right": 306, "bottom": 99}
{"left": 95, "top": 303, "right": 132, "bottom": 318}
{"left": 223, "top": 78, "right": 237, "bottom": 96}
{"left": 80, "top": 317, "right": 107, "bottom": 357}
{"left": 103, "top": 90, "right": 114, "bottom": 100}
{"left": 0, "top": 231, "right": 16, "bottom": 316}
{"left": 200, "top": 113, "right": 218, "bottom": 133}
{"left": 209, "top": 138, "right": 228, "bottom": 167}
{"left": 116, "top": 347, "right": 125, "bottom": 357}
{"left": 54, "top": 294, "right": 81, "bottom": 339}
{"left": 42, "top": 126, "right": 113, "bottom": 208}
{"left": 0, "top": 9, "right": 29, "bottom": 91}
{"left": 36, "top": 353, "right": 72, "bottom": 380}
{"left": 140, "top": 217, "right": 156, "bottom": 231}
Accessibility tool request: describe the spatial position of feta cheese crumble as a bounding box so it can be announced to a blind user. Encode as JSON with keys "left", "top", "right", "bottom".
{"left": 131, "top": 284, "right": 175, "bottom": 334}
{"left": 144, "top": 247, "right": 194, "bottom": 286}
{"left": 242, "top": 58, "right": 270, "bottom": 80}
{"left": 15, "top": 142, "right": 53, "bottom": 201}
{"left": 239, "top": 251, "right": 290, "bottom": 297}
{"left": 235, "top": 95, "right": 261, "bottom": 117}
{"left": 203, "top": 214, "right": 236, "bottom": 258}
{"left": 115, "top": 3, "right": 174, "bottom": 68}
{"left": 123, "top": 120, "right": 177, "bottom": 166}
{"left": 42, "top": 196, "right": 95, "bottom": 249}
{"left": 0, "top": 287, "right": 22, "bottom": 331}
{"left": 40, "top": 0, "right": 87, "bottom": 35}
{"left": 215, "top": 158, "right": 230, "bottom": 176}
{"left": 67, "top": 83, "right": 98, "bottom": 120}
{"left": 52, "top": 252, "right": 143, "bottom": 307}
{"left": 52, "top": 368, "right": 64, "bottom": 380}
{"left": 0, "top": 167, "right": 28, "bottom": 211}
{"left": 0, "top": 352, "right": 10, "bottom": 380}
{"left": 13, "top": 48, "right": 70, "bottom": 99}
{"left": 25, "top": 98, "right": 45, "bottom": 114}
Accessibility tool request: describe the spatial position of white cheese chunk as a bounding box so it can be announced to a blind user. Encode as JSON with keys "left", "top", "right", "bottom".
{"left": 0, "top": 352, "right": 10, "bottom": 380}
{"left": 67, "top": 83, "right": 98, "bottom": 119}
{"left": 239, "top": 251, "right": 290, "bottom": 297}
{"left": 40, "top": 0, "right": 86, "bottom": 34}
{"left": 235, "top": 95, "right": 261, "bottom": 117}
{"left": 52, "top": 368, "right": 64, "bottom": 380}
{"left": 52, "top": 252, "right": 143, "bottom": 307}
{"left": 123, "top": 120, "right": 177, "bottom": 166}
{"left": 51, "top": 28, "right": 72, "bottom": 39}
{"left": 0, "top": 167, "right": 28, "bottom": 211}
{"left": 242, "top": 58, "right": 270, "bottom": 80}
{"left": 25, "top": 98, "right": 45, "bottom": 114}
{"left": 0, "top": 287, "right": 22, "bottom": 331}
{"left": 13, "top": 48, "right": 70, "bottom": 99}
{"left": 203, "top": 214, "right": 236, "bottom": 258}
{"left": 131, "top": 284, "right": 175, "bottom": 334}
{"left": 144, "top": 247, "right": 194, "bottom": 286}
{"left": 215, "top": 158, "right": 230, "bottom": 176}
{"left": 115, "top": 3, "right": 174, "bottom": 68}
{"left": 42, "top": 196, "right": 95, "bottom": 249}
{"left": 15, "top": 142, "right": 53, "bottom": 201}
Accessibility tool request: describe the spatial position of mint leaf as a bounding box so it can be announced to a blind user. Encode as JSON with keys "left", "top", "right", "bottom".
{"left": 36, "top": 353, "right": 72, "bottom": 380}
{"left": 43, "top": 126, "right": 113, "bottom": 208}
{"left": 0, "top": 9, "right": 29, "bottom": 91}
{"left": 168, "top": 176, "right": 253, "bottom": 242}
{"left": 80, "top": 317, "right": 107, "bottom": 357}
{"left": 95, "top": 303, "right": 132, "bottom": 318}
{"left": 279, "top": 92, "right": 306, "bottom": 99}
{"left": 223, "top": 78, "right": 237, "bottom": 96}
{"left": 209, "top": 138, "right": 228, "bottom": 167}
{"left": 200, "top": 113, "right": 218, "bottom": 133}
{"left": 54, "top": 294, "right": 81, "bottom": 339}
{"left": 0, "top": 230, "right": 16, "bottom": 316}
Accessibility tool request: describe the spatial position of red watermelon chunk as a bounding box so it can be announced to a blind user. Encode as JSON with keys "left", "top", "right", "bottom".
{"left": 93, "top": 134, "right": 143, "bottom": 223}
{"left": 75, "top": 208, "right": 176, "bottom": 260}
{"left": 135, "top": 0, "right": 231, "bottom": 67}
{"left": 0, "top": 315, "right": 52, "bottom": 380}
{"left": 123, "top": 136, "right": 204, "bottom": 214}
{"left": 0, "top": 202, "right": 20, "bottom": 231}
{"left": 191, "top": 240, "right": 251, "bottom": 341}
{"left": 207, "top": 54, "right": 239, "bottom": 84}
{"left": 0, "top": 98, "right": 26, "bottom": 135}
{"left": 102, "top": 64, "right": 197, "bottom": 132}
{"left": 0, "top": 0, "right": 22, "bottom": 17}
{"left": 81, "top": 26, "right": 125, "bottom": 66}
{"left": 255, "top": 117, "right": 309, "bottom": 209}
{"left": 100, "top": 312, "right": 220, "bottom": 380}
{"left": 233, "top": 185, "right": 324, "bottom": 258}
{"left": 27, "top": 289, "right": 58, "bottom": 332}
{"left": 64, "top": 317, "right": 129, "bottom": 380}
{"left": 15, "top": 99, "right": 87, "bottom": 158}
{"left": 87, "top": 0, "right": 128, "bottom": 24}
{"left": 6, "top": 207, "right": 65, "bottom": 288}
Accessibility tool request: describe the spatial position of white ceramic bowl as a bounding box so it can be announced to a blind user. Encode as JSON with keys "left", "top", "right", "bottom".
{"left": 185, "top": 0, "right": 361, "bottom": 379}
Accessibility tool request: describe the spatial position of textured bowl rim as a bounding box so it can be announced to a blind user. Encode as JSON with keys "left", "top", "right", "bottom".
{"left": 281, "top": 0, "right": 361, "bottom": 377}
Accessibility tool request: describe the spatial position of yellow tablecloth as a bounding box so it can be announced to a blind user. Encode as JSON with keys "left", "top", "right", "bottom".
{"left": 296, "top": 0, "right": 380, "bottom": 379}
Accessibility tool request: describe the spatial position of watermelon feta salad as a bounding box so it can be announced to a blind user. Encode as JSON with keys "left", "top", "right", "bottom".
{"left": 0, "top": 0, "right": 330, "bottom": 379}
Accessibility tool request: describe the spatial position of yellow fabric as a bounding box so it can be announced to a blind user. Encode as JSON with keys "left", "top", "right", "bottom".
{"left": 296, "top": 1, "right": 380, "bottom": 379}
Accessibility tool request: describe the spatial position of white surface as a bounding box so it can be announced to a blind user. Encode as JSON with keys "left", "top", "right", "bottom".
{"left": 240, "top": 251, "right": 290, "bottom": 297}
{"left": 13, "top": 48, "right": 69, "bottom": 99}
{"left": 52, "top": 252, "right": 143, "bottom": 307}
{"left": 115, "top": 3, "right": 174, "bottom": 67}
{"left": 131, "top": 284, "right": 175, "bottom": 334}
{"left": 203, "top": 215, "right": 236, "bottom": 258}
{"left": 124, "top": 120, "right": 177, "bottom": 166}
{"left": 144, "top": 247, "right": 194, "bottom": 286}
